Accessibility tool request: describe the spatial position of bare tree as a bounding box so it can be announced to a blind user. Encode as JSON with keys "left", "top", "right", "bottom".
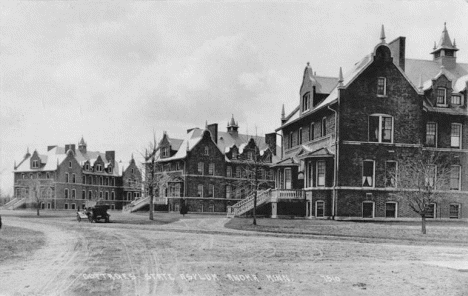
{"left": 142, "top": 133, "right": 171, "bottom": 220}
{"left": 392, "top": 147, "right": 452, "bottom": 234}
{"left": 30, "top": 181, "right": 53, "bottom": 216}
{"left": 231, "top": 137, "right": 274, "bottom": 225}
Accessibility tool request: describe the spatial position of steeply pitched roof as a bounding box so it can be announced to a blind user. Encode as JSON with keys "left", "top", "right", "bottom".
{"left": 158, "top": 127, "right": 280, "bottom": 163}
{"left": 405, "top": 59, "right": 468, "bottom": 92}
{"left": 15, "top": 146, "right": 121, "bottom": 176}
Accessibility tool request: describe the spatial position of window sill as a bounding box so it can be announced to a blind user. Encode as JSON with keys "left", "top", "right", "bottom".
{"left": 436, "top": 104, "right": 448, "bottom": 108}
{"left": 377, "top": 94, "right": 387, "bottom": 98}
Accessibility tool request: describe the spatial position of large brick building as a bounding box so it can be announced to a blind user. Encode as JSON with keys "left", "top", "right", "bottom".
{"left": 146, "top": 116, "right": 278, "bottom": 213}
{"left": 11, "top": 138, "right": 141, "bottom": 210}
{"left": 275, "top": 24, "right": 468, "bottom": 219}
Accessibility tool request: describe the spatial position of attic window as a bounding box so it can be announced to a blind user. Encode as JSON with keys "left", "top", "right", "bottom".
{"left": 108, "top": 166, "right": 112, "bottom": 173}
{"left": 437, "top": 88, "right": 447, "bottom": 106}
{"left": 451, "top": 95, "right": 462, "bottom": 105}
{"left": 302, "top": 92, "right": 310, "bottom": 112}
{"left": 232, "top": 149, "right": 238, "bottom": 159}
{"left": 32, "top": 160, "right": 39, "bottom": 168}
{"left": 204, "top": 146, "right": 209, "bottom": 156}
{"left": 446, "top": 51, "right": 454, "bottom": 57}
{"left": 377, "top": 77, "right": 387, "bottom": 96}
{"left": 162, "top": 147, "right": 169, "bottom": 157}
{"left": 85, "top": 163, "right": 90, "bottom": 170}
{"left": 96, "top": 164, "right": 102, "bottom": 172}
{"left": 69, "top": 161, "right": 72, "bottom": 168}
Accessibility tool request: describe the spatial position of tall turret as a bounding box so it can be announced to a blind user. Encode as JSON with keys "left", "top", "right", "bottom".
{"left": 431, "top": 23, "right": 458, "bottom": 69}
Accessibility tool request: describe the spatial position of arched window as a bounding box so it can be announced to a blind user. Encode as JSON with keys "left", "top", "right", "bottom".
{"left": 64, "top": 188, "right": 69, "bottom": 199}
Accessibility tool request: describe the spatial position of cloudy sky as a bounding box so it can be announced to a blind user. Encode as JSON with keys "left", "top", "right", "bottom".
{"left": 1, "top": 0, "right": 468, "bottom": 194}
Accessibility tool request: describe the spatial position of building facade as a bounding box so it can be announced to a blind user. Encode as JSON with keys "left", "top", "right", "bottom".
{"left": 276, "top": 25, "right": 468, "bottom": 219}
{"left": 147, "top": 116, "right": 278, "bottom": 213}
{"left": 13, "top": 138, "right": 141, "bottom": 210}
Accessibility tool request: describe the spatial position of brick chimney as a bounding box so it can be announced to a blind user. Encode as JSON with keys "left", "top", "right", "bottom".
{"left": 207, "top": 123, "right": 218, "bottom": 144}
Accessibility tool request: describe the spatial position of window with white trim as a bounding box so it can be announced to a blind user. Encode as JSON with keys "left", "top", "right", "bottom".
{"left": 451, "top": 123, "right": 462, "bottom": 148}
{"left": 362, "top": 160, "right": 375, "bottom": 187}
{"left": 426, "top": 122, "right": 437, "bottom": 147}
{"left": 226, "top": 185, "right": 232, "bottom": 199}
{"left": 449, "top": 204, "right": 461, "bottom": 219}
{"left": 309, "top": 123, "right": 315, "bottom": 141}
{"left": 65, "top": 173, "right": 69, "bottom": 183}
{"left": 197, "top": 184, "right": 204, "bottom": 197}
{"left": 226, "top": 166, "right": 232, "bottom": 177}
{"left": 436, "top": 88, "right": 447, "bottom": 105}
{"left": 385, "top": 161, "right": 397, "bottom": 188}
{"left": 285, "top": 168, "right": 292, "bottom": 189}
{"left": 377, "top": 77, "right": 386, "bottom": 96}
{"left": 204, "top": 146, "right": 209, "bottom": 156}
{"left": 369, "top": 115, "right": 393, "bottom": 143}
{"left": 32, "top": 160, "right": 39, "bottom": 168}
{"left": 198, "top": 162, "right": 204, "bottom": 175}
{"left": 236, "top": 167, "right": 241, "bottom": 178}
{"left": 72, "top": 174, "right": 76, "bottom": 183}
{"left": 208, "top": 163, "right": 215, "bottom": 175}
{"left": 425, "top": 165, "right": 436, "bottom": 188}
{"left": 450, "top": 165, "right": 461, "bottom": 190}
{"left": 96, "top": 164, "right": 102, "bottom": 172}
{"left": 451, "top": 95, "right": 462, "bottom": 105}
{"left": 316, "top": 161, "right": 326, "bottom": 187}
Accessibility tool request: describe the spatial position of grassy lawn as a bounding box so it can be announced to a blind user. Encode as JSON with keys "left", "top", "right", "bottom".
{"left": 225, "top": 217, "right": 468, "bottom": 245}
{"left": 0, "top": 210, "right": 181, "bottom": 225}
{"left": 0, "top": 225, "right": 46, "bottom": 264}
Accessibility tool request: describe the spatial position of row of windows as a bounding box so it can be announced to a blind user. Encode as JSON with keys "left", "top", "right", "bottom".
{"left": 288, "top": 114, "right": 462, "bottom": 149}
{"left": 361, "top": 161, "right": 461, "bottom": 190}
{"left": 126, "top": 192, "right": 140, "bottom": 200}
{"left": 82, "top": 162, "right": 112, "bottom": 173}
{"left": 65, "top": 189, "right": 116, "bottom": 200}
{"left": 65, "top": 174, "right": 117, "bottom": 186}
{"left": 360, "top": 200, "right": 461, "bottom": 219}
{"left": 300, "top": 160, "right": 462, "bottom": 190}
{"left": 20, "top": 172, "right": 52, "bottom": 180}
{"left": 436, "top": 88, "right": 464, "bottom": 106}
{"left": 426, "top": 122, "right": 463, "bottom": 148}
{"left": 196, "top": 184, "right": 253, "bottom": 199}
{"left": 287, "top": 118, "right": 327, "bottom": 149}
{"left": 226, "top": 166, "right": 274, "bottom": 180}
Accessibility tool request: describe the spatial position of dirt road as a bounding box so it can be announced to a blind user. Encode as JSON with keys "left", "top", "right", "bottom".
{"left": 1, "top": 214, "right": 468, "bottom": 296}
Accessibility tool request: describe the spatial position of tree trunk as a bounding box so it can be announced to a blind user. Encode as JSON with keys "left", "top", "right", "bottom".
{"left": 421, "top": 215, "right": 426, "bottom": 234}
{"left": 253, "top": 189, "right": 257, "bottom": 225}
{"left": 36, "top": 203, "right": 40, "bottom": 216}
{"left": 149, "top": 195, "right": 154, "bottom": 220}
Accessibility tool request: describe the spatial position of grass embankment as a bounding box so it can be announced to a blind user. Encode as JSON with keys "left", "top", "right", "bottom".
{"left": 225, "top": 218, "right": 468, "bottom": 245}
{"left": 0, "top": 225, "right": 46, "bottom": 263}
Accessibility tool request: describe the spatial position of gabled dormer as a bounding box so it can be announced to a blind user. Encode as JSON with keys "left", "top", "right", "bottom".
{"left": 94, "top": 155, "right": 104, "bottom": 172}
{"left": 430, "top": 69, "right": 453, "bottom": 107}
{"left": 299, "top": 62, "right": 317, "bottom": 115}
{"left": 30, "top": 150, "right": 41, "bottom": 169}
{"left": 83, "top": 160, "right": 91, "bottom": 171}
{"left": 431, "top": 23, "right": 458, "bottom": 70}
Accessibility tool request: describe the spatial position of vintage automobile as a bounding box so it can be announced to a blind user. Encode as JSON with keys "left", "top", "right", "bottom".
{"left": 77, "top": 204, "right": 110, "bottom": 223}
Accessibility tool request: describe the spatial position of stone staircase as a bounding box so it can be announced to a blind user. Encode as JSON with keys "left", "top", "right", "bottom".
{"left": 122, "top": 196, "right": 150, "bottom": 213}
{"left": 1, "top": 198, "right": 27, "bottom": 210}
{"left": 226, "top": 189, "right": 272, "bottom": 218}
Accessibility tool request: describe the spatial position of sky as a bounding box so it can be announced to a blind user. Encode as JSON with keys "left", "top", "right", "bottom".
{"left": 1, "top": 0, "right": 468, "bottom": 195}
